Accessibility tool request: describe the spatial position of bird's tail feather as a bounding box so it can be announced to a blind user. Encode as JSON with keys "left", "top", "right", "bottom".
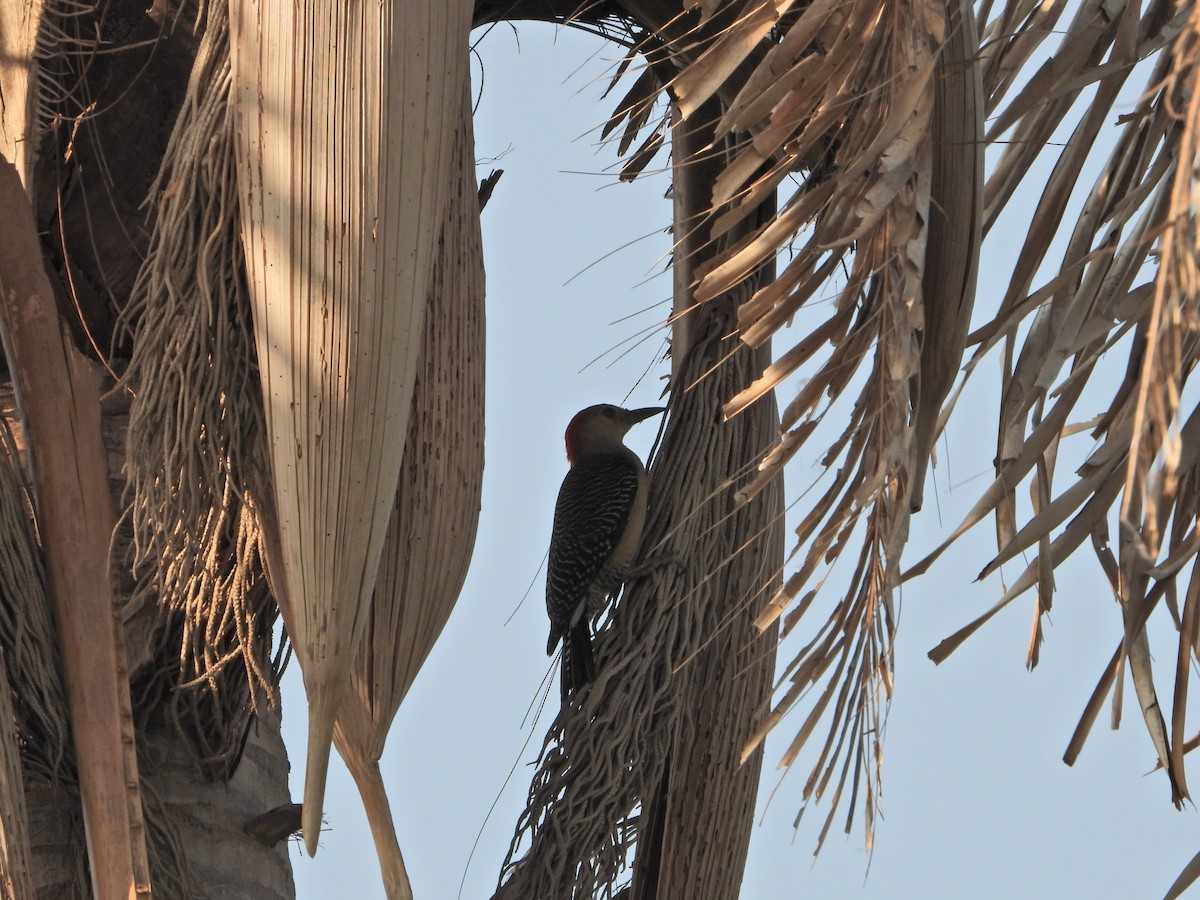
{"left": 561, "top": 620, "right": 595, "bottom": 701}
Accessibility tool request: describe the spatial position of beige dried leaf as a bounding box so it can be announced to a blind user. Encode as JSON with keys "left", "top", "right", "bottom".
{"left": 229, "top": 0, "right": 473, "bottom": 855}
{"left": 331, "top": 82, "right": 484, "bottom": 899}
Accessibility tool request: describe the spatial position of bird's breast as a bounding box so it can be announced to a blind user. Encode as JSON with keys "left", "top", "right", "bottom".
{"left": 608, "top": 466, "right": 649, "bottom": 573}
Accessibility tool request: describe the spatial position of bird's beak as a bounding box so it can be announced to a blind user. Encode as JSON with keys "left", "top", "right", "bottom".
{"left": 626, "top": 406, "right": 666, "bottom": 425}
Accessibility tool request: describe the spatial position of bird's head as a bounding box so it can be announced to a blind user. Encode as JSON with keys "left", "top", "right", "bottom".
{"left": 564, "top": 404, "right": 664, "bottom": 463}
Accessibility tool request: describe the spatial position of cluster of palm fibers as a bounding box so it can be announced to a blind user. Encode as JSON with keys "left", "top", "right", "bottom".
{"left": 118, "top": 0, "right": 280, "bottom": 780}
{"left": 2, "top": 4, "right": 201, "bottom": 893}
{"left": 587, "top": 0, "right": 979, "bottom": 851}
{"left": 28, "top": 0, "right": 112, "bottom": 120}
{"left": 0, "top": 408, "right": 62, "bottom": 897}
{"left": 330, "top": 79, "right": 485, "bottom": 899}
{"left": 0, "top": 401, "right": 195, "bottom": 900}
{"left": 896, "top": 0, "right": 1200, "bottom": 830}
{"left": 496, "top": 74, "right": 784, "bottom": 900}
{"left": 0, "top": 395, "right": 72, "bottom": 785}
{"left": 23, "top": 0, "right": 128, "bottom": 174}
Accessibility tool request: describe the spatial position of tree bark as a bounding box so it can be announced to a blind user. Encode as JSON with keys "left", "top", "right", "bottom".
{"left": 138, "top": 706, "right": 295, "bottom": 900}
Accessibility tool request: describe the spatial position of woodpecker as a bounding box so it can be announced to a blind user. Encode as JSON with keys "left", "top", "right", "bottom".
{"left": 546, "top": 403, "right": 664, "bottom": 701}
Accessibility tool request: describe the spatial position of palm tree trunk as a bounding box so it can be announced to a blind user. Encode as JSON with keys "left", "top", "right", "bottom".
{"left": 137, "top": 707, "right": 295, "bottom": 900}
{"left": 629, "top": 96, "right": 782, "bottom": 900}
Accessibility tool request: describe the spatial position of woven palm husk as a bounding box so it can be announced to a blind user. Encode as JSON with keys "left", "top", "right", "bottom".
{"left": 330, "top": 80, "right": 485, "bottom": 900}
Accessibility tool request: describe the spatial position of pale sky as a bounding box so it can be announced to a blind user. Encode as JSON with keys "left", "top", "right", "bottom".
{"left": 280, "top": 22, "right": 1199, "bottom": 900}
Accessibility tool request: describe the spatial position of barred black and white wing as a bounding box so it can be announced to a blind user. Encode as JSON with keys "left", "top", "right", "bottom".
{"left": 545, "top": 453, "right": 643, "bottom": 698}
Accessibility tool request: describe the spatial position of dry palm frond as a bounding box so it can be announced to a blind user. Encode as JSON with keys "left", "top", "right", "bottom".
{"left": 580, "top": 0, "right": 1200, "bottom": 857}
{"left": 331, "top": 81, "right": 485, "bottom": 900}
{"left": 119, "top": 0, "right": 281, "bottom": 778}
{"left": 673, "top": 0, "right": 980, "bottom": 851}
{"left": 911, "top": 0, "right": 1200, "bottom": 813}
{"left": 229, "top": 0, "right": 475, "bottom": 854}
{"left": 496, "top": 0, "right": 983, "bottom": 871}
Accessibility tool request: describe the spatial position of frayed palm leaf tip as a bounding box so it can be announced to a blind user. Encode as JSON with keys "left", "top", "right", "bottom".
{"left": 344, "top": 758, "right": 412, "bottom": 898}
{"left": 302, "top": 710, "right": 336, "bottom": 857}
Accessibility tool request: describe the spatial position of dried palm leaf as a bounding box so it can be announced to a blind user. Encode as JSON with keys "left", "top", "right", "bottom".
{"left": 690, "top": 0, "right": 981, "bottom": 849}
{"left": 228, "top": 0, "right": 474, "bottom": 854}
{"left": 500, "top": 0, "right": 1200, "bottom": 881}
{"left": 661, "top": 0, "right": 1200, "bottom": 843}
{"left": 331, "top": 81, "right": 485, "bottom": 900}
{"left": 919, "top": 0, "right": 1200, "bottom": 810}
{"left": 497, "top": 0, "right": 983, "bottom": 867}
